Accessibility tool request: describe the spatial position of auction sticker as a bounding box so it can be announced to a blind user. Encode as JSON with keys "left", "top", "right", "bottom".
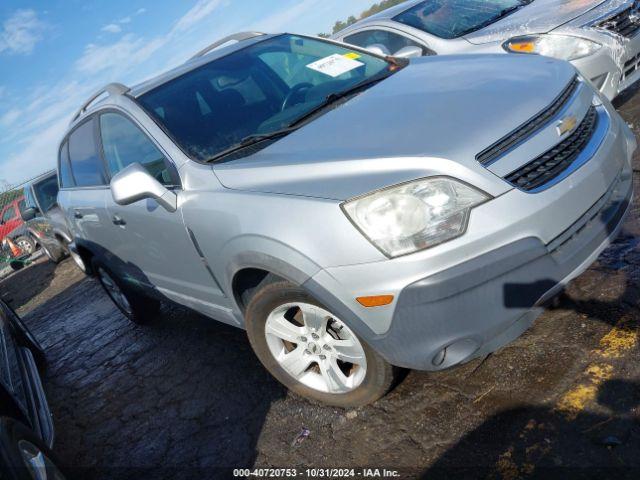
{"left": 306, "top": 54, "right": 364, "bottom": 78}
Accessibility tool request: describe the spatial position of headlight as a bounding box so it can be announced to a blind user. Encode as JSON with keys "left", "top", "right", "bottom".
{"left": 342, "top": 177, "right": 489, "bottom": 258}
{"left": 503, "top": 35, "right": 601, "bottom": 61}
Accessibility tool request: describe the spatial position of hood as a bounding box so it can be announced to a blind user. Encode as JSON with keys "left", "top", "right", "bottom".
{"left": 464, "top": 0, "right": 608, "bottom": 45}
{"left": 213, "top": 54, "right": 577, "bottom": 201}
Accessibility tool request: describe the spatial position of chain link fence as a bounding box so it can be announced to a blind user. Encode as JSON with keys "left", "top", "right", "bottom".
{"left": 0, "top": 172, "right": 53, "bottom": 277}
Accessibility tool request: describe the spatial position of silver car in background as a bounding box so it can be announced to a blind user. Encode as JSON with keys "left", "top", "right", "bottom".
{"left": 333, "top": 0, "right": 640, "bottom": 100}
{"left": 57, "top": 33, "right": 635, "bottom": 407}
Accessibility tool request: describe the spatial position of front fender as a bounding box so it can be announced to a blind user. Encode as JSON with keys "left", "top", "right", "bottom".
{"left": 219, "top": 235, "right": 323, "bottom": 316}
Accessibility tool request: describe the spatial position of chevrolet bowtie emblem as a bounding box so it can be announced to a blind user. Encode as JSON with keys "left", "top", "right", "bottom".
{"left": 556, "top": 115, "right": 578, "bottom": 137}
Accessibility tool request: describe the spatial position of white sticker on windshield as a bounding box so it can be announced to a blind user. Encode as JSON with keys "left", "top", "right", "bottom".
{"left": 306, "top": 54, "right": 364, "bottom": 78}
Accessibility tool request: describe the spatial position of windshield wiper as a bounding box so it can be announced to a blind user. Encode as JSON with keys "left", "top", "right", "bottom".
{"left": 205, "top": 127, "right": 298, "bottom": 163}
{"left": 287, "top": 68, "right": 397, "bottom": 129}
{"left": 206, "top": 67, "right": 398, "bottom": 163}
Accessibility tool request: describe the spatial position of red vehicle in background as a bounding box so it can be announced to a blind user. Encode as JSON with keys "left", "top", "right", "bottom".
{"left": 0, "top": 197, "right": 35, "bottom": 256}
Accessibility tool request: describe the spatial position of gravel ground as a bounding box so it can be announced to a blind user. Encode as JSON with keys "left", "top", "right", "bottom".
{"left": 1, "top": 92, "right": 640, "bottom": 480}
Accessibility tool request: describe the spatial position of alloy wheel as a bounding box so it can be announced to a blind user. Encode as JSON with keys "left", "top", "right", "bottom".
{"left": 98, "top": 267, "right": 132, "bottom": 316}
{"left": 16, "top": 239, "right": 34, "bottom": 255}
{"left": 264, "top": 302, "right": 367, "bottom": 394}
{"left": 68, "top": 249, "right": 86, "bottom": 272}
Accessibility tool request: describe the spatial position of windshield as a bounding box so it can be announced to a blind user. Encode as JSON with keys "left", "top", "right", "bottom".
{"left": 393, "top": 0, "right": 533, "bottom": 39}
{"left": 32, "top": 175, "right": 58, "bottom": 213}
{"left": 138, "top": 34, "right": 394, "bottom": 162}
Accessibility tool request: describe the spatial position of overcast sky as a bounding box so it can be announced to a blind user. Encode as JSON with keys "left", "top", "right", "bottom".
{"left": 0, "top": 0, "right": 374, "bottom": 185}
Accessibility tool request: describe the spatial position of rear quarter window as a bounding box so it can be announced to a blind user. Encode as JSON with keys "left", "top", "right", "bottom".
{"left": 58, "top": 142, "right": 75, "bottom": 189}
{"left": 68, "top": 119, "right": 106, "bottom": 187}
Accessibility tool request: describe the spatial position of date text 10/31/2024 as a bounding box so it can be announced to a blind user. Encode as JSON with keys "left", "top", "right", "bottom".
{"left": 233, "top": 468, "right": 401, "bottom": 478}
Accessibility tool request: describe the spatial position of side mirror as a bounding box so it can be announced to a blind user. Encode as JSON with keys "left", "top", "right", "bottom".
{"left": 365, "top": 43, "right": 391, "bottom": 57}
{"left": 110, "top": 163, "right": 177, "bottom": 213}
{"left": 21, "top": 207, "right": 38, "bottom": 222}
{"left": 393, "top": 46, "right": 423, "bottom": 59}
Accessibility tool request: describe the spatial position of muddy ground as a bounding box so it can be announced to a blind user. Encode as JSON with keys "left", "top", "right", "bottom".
{"left": 1, "top": 91, "right": 640, "bottom": 480}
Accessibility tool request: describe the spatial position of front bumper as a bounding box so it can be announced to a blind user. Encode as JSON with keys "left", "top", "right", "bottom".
{"left": 307, "top": 165, "right": 633, "bottom": 370}
{"left": 380, "top": 167, "right": 631, "bottom": 370}
{"left": 570, "top": 27, "right": 640, "bottom": 100}
{"left": 305, "top": 100, "right": 636, "bottom": 371}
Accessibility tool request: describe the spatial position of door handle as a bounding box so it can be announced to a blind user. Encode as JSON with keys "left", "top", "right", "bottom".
{"left": 112, "top": 215, "right": 126, "bottom": 226}
{"left": 74, "top": 211, "right": 83, "bottom": 219}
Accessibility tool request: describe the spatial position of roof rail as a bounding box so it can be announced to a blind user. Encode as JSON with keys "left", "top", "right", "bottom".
{"left": 189, "top": 32, "right": 266, "bottom": 61}
{"left": 70, "top": 82, "right": 130, "bottom": 124}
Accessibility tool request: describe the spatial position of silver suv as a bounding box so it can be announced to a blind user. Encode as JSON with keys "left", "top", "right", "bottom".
{"left": 57, "top": 33, "right": 635, "bottom": 407}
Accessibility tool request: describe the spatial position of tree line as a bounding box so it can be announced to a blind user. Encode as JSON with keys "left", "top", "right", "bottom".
{"left": 319, "top": 0, "right": 408, "bottom": 37}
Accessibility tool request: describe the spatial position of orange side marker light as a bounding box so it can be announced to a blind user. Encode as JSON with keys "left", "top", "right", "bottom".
{"left": 356, "top": 295, "right": 394, "bottom": 308}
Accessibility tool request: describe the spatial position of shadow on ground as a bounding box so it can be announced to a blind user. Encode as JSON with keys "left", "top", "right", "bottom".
{"left": 24, "top": 272, "right": 287, "bottom": 480}
{"left": 423, "top": 237, "right": 640, "bottom": 479}
{"left": 0, "top": 258, "right": 59, "bottom": 309}
{"left": 425, "top": 379, "right": 640, "bottom": 480}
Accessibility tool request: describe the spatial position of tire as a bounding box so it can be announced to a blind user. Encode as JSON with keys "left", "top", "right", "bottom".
{"left": 244, "top": 276, "right": 398, "bottom": 408}
{"left": 9, "top": 262, "right": 23, "bottom": 272}
{"left": 67, "top": 245, "right": 87, "bottom": 274}
{"left": 41, "top": 241, "right": 66, "bottom": 264}
{"left": 12, "top": 237, "right": 34, "bottom": 257}
{"left": 0, "top": 417, "right": 66, "bottom": 480}
{"left": 92, "top": 259, "right": 160, "bottom": 325}
{"left": 5, "top": 304, "right": 46, "bottom": 370}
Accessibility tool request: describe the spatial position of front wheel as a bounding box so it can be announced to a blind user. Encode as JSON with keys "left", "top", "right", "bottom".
{"left": 13, "top": 237, "right": 34, "bottom": 257}
{"left": 245, "top": 278, "right": 398, "bottom": 407}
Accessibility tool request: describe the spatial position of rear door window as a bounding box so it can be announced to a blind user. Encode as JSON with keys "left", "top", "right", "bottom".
{"left": 68, "top": 119, "right": 106, "bottom": 187}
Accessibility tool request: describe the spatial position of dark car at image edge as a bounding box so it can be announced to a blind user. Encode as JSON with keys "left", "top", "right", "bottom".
{"left": 0, "top": 300, "right": 66, "bottom": 479}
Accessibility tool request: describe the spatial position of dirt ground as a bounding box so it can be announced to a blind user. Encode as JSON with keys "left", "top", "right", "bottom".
{"left": 2, "top": 91, "right": 640, "bottom": 480}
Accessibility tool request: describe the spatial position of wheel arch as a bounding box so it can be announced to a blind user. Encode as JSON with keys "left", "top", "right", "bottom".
{"left": 224, "top": 236, "right": 323, "bottom": 316}
{"left": 72, "top": 240, "right": 96, "bottom": 275}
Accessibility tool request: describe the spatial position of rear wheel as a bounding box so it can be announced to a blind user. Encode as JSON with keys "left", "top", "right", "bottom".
{"left": 40, "top": 241, "right": 66, "bottom": 264}
{"left": 66, "top": 244, "right": 87, "bottom": 273}
{"left": 93, "top": 259, "right": 160, "bottom": 325}
{"left": 0, "top": 417, "right": 66, "bottom": 480}
{"left": 245, "top": 277, "right": 398, "bottom": 407}
{"left": 13, "top": 237, "right": 34, "bottom": 257}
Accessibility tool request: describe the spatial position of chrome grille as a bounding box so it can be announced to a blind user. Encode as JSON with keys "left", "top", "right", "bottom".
{"left": 504, "top": 106, "right": 598, "bottom": 192}
{"left": 623, "top": 51, "right": 640, "bottom": 80}
{"left": 476, "top": 77, "right": 579, "bottom": 166}
{"left": 598, "top": 2, "right": 640, "bottom": 38}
